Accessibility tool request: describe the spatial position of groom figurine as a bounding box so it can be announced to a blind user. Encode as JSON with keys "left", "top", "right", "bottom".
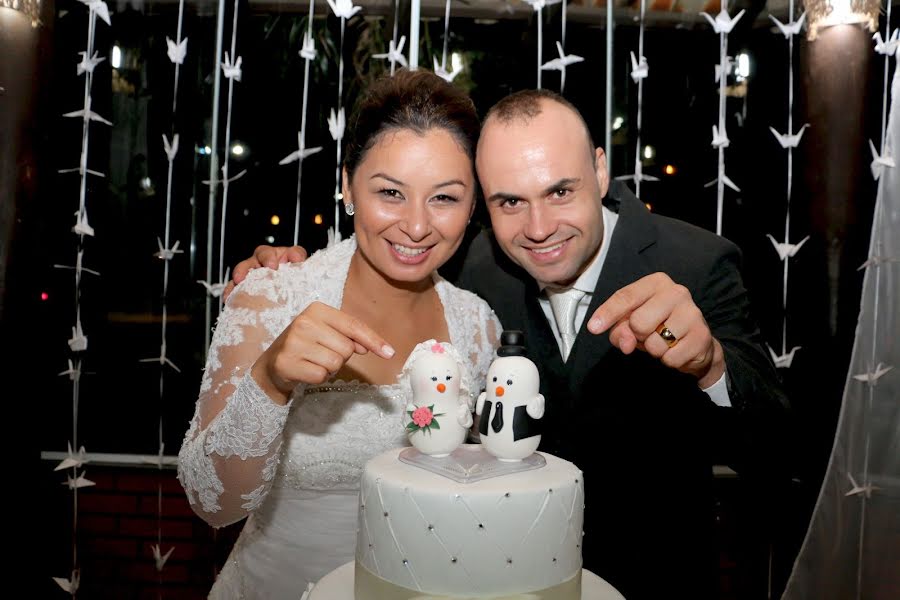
{"left": 227, "top": 90, "right": 788, "bottom": 599}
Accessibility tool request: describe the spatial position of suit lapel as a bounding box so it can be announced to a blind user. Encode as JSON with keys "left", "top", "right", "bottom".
{"left": 567, "top": 183, "right": 659, "bottom": 388}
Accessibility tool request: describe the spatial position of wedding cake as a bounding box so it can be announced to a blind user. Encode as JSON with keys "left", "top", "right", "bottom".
{"left": 354, "top": 445, "right": 584, "bottom": 599}
{"left": 307, "top": 333, "right": 624, "bottom": 600}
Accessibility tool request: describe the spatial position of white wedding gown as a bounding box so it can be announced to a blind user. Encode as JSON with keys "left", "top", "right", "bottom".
{"left": 177, "top": 237, "right": 500, "bottom": 599}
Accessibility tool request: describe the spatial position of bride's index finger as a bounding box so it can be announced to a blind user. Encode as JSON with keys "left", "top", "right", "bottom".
{"left": 328, "top": 311, "right": 395, "bottom": 359}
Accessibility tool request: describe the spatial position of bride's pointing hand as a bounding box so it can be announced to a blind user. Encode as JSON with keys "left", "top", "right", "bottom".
{"left": 251, "top": 302, "right": 395, "bottom": 404}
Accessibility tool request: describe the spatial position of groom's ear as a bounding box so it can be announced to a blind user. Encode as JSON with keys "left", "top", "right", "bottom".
{"left": 594, "top": 147, "right": 609, "bottom": 198}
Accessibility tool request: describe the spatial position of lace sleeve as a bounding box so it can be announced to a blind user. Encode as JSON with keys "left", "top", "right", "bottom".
{"left": 177, "top": 267, "right": 297, "bottom": 528}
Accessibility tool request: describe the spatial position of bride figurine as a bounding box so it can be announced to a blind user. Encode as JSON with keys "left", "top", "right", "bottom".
{"left": 399, "top": 340, "right": 474, "bottom": 457}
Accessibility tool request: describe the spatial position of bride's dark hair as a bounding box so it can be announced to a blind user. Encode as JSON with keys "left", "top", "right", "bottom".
{"left": 343, "top": 70, "right": 479, "bottom": 180}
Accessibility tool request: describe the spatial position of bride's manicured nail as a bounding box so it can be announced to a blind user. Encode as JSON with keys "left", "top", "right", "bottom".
{"left": 382, "top": 345, "right": 395, "bottom": 358}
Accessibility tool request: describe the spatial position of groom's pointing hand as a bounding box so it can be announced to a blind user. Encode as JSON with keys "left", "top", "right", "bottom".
{"left": 586, "top": 272, "right": 724, "bottom": 387}
{"left": 224, "top": 244, "right": 308, "bottom": 302}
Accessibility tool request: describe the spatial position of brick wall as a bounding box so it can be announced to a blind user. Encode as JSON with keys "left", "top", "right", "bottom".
{"left": 43, "top": 465, "right": 242, "bottom": 599}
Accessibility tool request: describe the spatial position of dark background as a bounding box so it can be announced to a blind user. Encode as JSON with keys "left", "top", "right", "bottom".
{"left": 2, "top": 0, "right": 894, "bottom": 594}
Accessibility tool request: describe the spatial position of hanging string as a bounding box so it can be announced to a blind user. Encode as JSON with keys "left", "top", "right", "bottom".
{"left": 762, "top": 0, "right": 809, "bottom": 369}
{"left": 525, "top": 0, "right": 561, "bottom": 89}
{"left": 635, "top": 0, "right": 647, "bottom": 199}
{"left": 537, "top": 1, "right": 583, "bottom": 95}
{"left": 612, "top": 1, "right": 652, "bottom": 195}
{"left": 279, "top": 0, "right": 321, "bottom": 245}
{"left": 373, "top": 0, "right": 407, "bottom": 75}
{"left": 442, "top": 0, "right": 451, "bottom": 73}
{"left": 216, "top": 0, "right": 245, "bottom": 304}
{"left": 325, "top": 0, "right": 361, "bottom": 245}
{"left": 715, "top": 14, "right": 727, "bottom": 235}
{"left": 700, "top": 0, "right": 744, "bottom": 235}
{"left": 878, "top": 0, "right": 893, "bottom": 157}
{"left": 52, "top": 1, "right": 113, "bottom": 593}
{"left": 391, "top": 0, "right": 400, "bottom": 75}
{"left": 332, "top": 16, "right": 347, "bottom": 244}
{"left": 296, "top": 0, "right": 315, "bottom": 245}
{"left": 142, "top": 0, "right": 190, "bottom": 581}
{"left": 432, "top": 0, "right": 460, "bottom": 82}
{"left": 324, "top": 0, "right": 361, "bottom": 243}
{"left": 855, "top": 2, "right": 896, "bottom": 596}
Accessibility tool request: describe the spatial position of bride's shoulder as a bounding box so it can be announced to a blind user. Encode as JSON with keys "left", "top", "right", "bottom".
{"left": 237, "top": 237, "right": 356, "bottom": 303}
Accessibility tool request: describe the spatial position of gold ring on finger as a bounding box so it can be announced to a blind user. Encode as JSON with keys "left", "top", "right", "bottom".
{"left": 655, "top": 322, "right": 678, "bottom": 348}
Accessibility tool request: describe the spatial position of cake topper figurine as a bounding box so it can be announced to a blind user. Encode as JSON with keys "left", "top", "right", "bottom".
{"left": 476, "top": 331, "right": 545, "bottom": 461}
{"left": 399, "top": 339, "right": 474, "bottom": 457}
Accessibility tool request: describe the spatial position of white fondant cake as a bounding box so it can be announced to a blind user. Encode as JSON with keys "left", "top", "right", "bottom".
{"left": 354, "top": 445, "right": 585, "bottom": 599}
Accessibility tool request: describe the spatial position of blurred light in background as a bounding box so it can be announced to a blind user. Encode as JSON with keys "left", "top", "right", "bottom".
{"left": 736, "top": 52, "right": 751, "bottom": 81}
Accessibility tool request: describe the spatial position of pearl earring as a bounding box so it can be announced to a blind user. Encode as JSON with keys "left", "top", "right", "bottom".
{"left": 344, "top": 203, "right": 355, "bottom": 216}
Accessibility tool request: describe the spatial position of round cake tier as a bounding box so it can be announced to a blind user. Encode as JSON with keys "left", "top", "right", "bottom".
{"left": 356, "top": 446, "right": 584, "bottom": 598}
{"left": 308, "top": 562, "right": 626, "bottom": 600}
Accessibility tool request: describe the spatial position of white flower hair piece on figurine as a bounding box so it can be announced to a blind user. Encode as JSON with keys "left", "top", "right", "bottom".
{"left": 398, "top": 339, "right": 474, "bottom": 410}
{"left": 397, "top": 339, "right": 474, "bottom": 457}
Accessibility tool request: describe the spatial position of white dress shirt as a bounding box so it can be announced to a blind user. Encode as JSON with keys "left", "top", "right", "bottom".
{"left": 538, "top": 205, "right": 731, "bottom": 407}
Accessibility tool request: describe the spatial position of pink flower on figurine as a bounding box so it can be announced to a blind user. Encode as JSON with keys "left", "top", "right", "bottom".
{"left": 412, "top": 406, "right": 434, "bottom": 427}
{"left": 431, "top": 343, "right": 445, "bottom": 354}
{"left": 407, "top": 404, "right": 444, "bottom": 435}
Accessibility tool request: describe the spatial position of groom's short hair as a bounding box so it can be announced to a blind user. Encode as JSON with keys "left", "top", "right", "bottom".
{"left": 483, "top": 89, "right": 596, "bottom": 164}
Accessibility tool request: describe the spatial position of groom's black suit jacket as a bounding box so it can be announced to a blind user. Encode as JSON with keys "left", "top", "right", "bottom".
{"left": 452, "top": 182, "right": 788, "bottom": 599}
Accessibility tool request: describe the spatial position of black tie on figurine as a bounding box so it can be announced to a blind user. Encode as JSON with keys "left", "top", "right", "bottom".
{"left": 491, "top": 401, "right": 504, "bottom": 433}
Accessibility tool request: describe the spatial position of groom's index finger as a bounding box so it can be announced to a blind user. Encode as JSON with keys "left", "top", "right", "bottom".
{"left": 330, "top": 310, "right": 396, "bottom": 359}
{"left": 588, "top": 274, "right": 665, "bottom": 334}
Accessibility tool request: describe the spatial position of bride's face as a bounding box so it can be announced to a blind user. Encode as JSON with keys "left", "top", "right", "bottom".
{"left": 343, "top": 127, "right": 475, "bottom": 284}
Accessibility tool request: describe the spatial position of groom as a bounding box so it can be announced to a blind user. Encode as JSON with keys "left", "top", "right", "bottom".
{"left": 227, "top": 90, "right": 787, "bottom": 598}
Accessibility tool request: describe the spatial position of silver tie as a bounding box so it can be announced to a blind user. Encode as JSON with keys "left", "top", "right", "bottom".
{"left": 548, "top": 288, "right": 586, "bottom": 361}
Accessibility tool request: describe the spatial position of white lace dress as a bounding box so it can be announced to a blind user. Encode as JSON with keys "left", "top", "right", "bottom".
{"left": 177, "top": 237, "right": 501, "bottom": 599}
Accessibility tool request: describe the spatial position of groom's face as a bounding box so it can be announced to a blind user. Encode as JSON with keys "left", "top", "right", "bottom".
{"left": 476, "top": 100, "right": 609, "bottom": 288}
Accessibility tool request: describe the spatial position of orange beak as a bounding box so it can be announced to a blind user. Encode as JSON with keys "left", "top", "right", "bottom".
{"left": 495, "top": 386, "right": 505, "bottom": 397}
{"left": 436, "top": 383, "right": 446, "bottom": 393}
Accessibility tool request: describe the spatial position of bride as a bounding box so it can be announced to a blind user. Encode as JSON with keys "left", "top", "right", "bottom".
{"left": 177, "top": 70, "right": 501, "bottom": 598}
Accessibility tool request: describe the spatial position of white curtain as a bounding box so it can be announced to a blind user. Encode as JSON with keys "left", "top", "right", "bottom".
{"left": 780, "top": 58, "right": 900, "bottom": 600}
